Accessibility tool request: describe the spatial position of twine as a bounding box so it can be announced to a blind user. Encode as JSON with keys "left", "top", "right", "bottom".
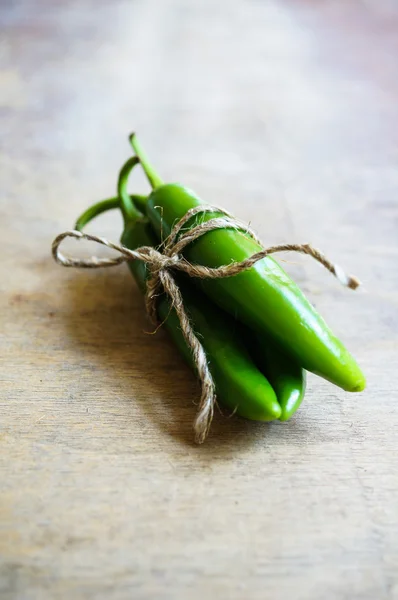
{"left": 52, "top": 205, "right": 360, "bottom": 443}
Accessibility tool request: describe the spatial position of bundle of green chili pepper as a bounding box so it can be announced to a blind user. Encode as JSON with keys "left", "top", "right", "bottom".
{"left": 65, "top": 134, "right": 365, "bottom": 442}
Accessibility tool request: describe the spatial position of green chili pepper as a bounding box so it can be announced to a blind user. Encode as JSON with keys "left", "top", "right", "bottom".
{"left": 132, "top": 184, "right": 307, "bottom": 421}
{"left": 129, "top": 134, "right": 365, "bottom": 394}
{"left": 74, "top": 163, "right": 282, "bottom": 423}
{"left": 121, "top": 220, "right": 282, "bottom": 421}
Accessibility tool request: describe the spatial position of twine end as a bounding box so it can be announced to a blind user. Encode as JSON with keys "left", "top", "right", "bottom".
{"left": 334, "top": 264, "right": 360, "bottom": 290}
{"left": 347, "top": 276, "right": 361, "bottom": 290}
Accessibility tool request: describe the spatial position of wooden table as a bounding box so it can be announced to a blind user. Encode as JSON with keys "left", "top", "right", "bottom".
{"left": 1, "top": 1, "right": 397, "bottom": 598}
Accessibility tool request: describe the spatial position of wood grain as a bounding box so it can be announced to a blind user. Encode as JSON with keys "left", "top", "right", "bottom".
{"left": 1, "top": 1, "right": 397, "bottom": 598}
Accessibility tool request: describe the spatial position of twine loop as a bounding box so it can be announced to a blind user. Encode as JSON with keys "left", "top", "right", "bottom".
{"left": 52, "top": 205, "right": 360, "bottom": 443}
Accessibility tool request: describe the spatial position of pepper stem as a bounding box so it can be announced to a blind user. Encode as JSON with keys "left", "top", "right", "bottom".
{"left": 117, "top": 156, "right": 144, "bottom": 223}
{"left": 74, "top": 195, "right": 148, "bottom": 232}
{"left": 129, "top": 133, "right": 164, "bottom": 190}
{"left": 75, "top": 197, "right": 120, "bottom": 231}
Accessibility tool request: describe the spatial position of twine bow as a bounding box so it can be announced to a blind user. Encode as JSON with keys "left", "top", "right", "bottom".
{"left": 52, "top": 205, "right": 360, "bottom": 443}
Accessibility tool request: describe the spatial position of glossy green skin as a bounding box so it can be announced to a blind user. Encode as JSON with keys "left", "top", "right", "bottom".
{"left": 251, "top": 336, "right": 306, "bottom": 421}
{"left": 120, "top": 219, "right": 282, "bottom": 421}
{"left": 144, "top": 184, "right": 366, "bottom": 393}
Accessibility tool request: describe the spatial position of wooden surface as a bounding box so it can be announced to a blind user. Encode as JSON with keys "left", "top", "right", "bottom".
{"left": 1, "top": 1, "right": 398, "bottom": 598}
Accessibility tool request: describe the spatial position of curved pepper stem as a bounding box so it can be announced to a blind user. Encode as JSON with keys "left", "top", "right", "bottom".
{"left": 74, "top": 195, "right": 148, "bottom": 232}
{"left": 129, "top": 133, "right": 164, "bottom": 190}
{"left": 74, "top": 156, "right": 147, "bottom": 231}
{"left": 117, "top": 156, "right": 145, "bottom": 223}
{"left": 75, "top": 197, "right": 120, "bottom": 231}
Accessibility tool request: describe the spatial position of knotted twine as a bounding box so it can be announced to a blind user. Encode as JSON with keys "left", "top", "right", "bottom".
{"left": 52, "top": 204, "right": 360, "bottom": 443}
